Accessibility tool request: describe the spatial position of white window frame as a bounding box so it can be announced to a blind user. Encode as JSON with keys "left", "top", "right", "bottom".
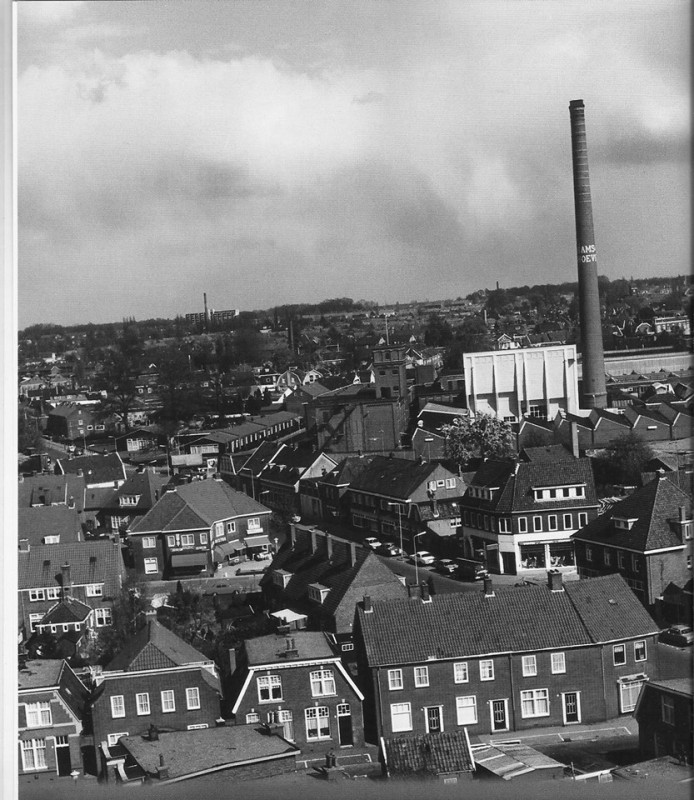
{"left": 144, "top": 557, "right": 158, "bottom": 574}
{"left": 662, "top": 695, "right": 675, "bottom": 726}
{"left": 521, "top": 655, "right": 537, "bottom": 677}
{"left": 257, "top": 675, "right": 283, "bottom": 702}
{"left": 518, "top": 517, "right": 527, "bottom": 533}
{"left": 180, "top": 533, "right": 195, "bottom": 546}
{"left": 613, "top": 644, "right": 626, "bottom": 666}
{"left": 388, "top": 669, "right": 403, "bottom": 691}
{"left": 454, "top": 662, "right": 469, "bottom": 684}
{"left": 186, "top": 687, "right": 201, "bottom": 710}
{"left": 107, "top": 733, "right": 128, "bottom": 747}
{"left": 136, "top": 693, "right": 150, "bottom": 716}
{"left": 25, "top": 701, "right": 52, "bottom": 728}
{"left": 247, "top": 517, "right": 262, "bottom": 532}
{"left": 310, "top": 670, "right": 336, "bottom": 697}
{"left": 305, "top": 706, "right": 330, "bottom": 740}
{"left": 20, "top": 738, "right": 47, "bottom": 771}
{"left": 111, "top": 695, "right": 126, "bottom": 719}
{"left": 28, "top": 614, "right": 43, "bottom": 633}
{"left": 455, "top": 696, "right": 477, "bottom": 726}
{"left": 226, "top": 521, "right": 236, "bottom": 534}
{"left": 246, "top": 712, "right": 260, "bottom": 723}
{"left": 167, "top": 535, "right": 176, "bottom": 547}
{"left": 551, "top": 652, "right": 566, "bottom": 674}
{"left": 578, "top": 512, "right": 588, "bottom": 528}
{"left": 161, "top": 690, "right": 175, "bottom": 713}
{"left": 634, "top": 641, "right": 647, "bottom": 662}
{"left": 414, "top": 666, "right": 429, "bottom": 687}
{"left": 563, "top": 513, "right": 572, "bottom": 529}
{"left": 142, "top": 536, "right": 156, "bottom": 549}
{"left": 200, "top": 532, "right": 208, "bottom": 544}
{"left": 480, "top": 660, "right": 494, "bottom": 681}
{"left": 86, "top": 584, "right": 104, "bottom": 597}
{"left": 390, "top": 702, "right": 413, "bottom": 733}
{"left": 532, "top": 516, "right": 542, "bottom": 532}
{"left": 619, "top": 679, "right": 644, "bottom": 713}
{"left": 94, "top": 608, "right": 112, "bottom": 627}
{"left": 520, "top": 688, "right": 550, "bottom": 718}
{"left": 29, "top": 589, "right": 45, "bottom": 602}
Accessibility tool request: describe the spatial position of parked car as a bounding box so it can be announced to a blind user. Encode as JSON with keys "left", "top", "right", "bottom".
{"left": 410, "top": 550, "right": 436, "bottom": 566}
{"left": 456, "top": 557, "right": 489, "bottom": 581}
{"left": 253, "top": 551, "right": 272, "bottom": 561}
{"left": 434, "top": 558, "right": 458, "bottom": 575}
{"left": 377, "top": 543, "right": 404, "bottom": 558}
{"left": 659, "top": 624, "right": 694, "bottom": 647}
{"left": 364, "top": 537, "right": 382, "bottom": 550}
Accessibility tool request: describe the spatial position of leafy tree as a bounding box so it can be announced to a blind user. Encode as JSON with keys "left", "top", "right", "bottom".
{"left": 592, "top": 432, "right": 655, "bottom": 488}
{"left": 18, "top": 407, "right": 41, "bottom": 453}
{"left": 442, "top": 414, "right": 515, "bottom": 470}
{"left": 91, "top": 575, "right": 150, "bottom": 665}
{"left": 157, "top": 587, "right": 219, "bottom": 653}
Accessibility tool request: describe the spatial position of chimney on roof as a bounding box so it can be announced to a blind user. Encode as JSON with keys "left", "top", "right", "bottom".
{"left": 19, "top": 539, "right": 30, "bottom": 552}
{"left": 483, "top": 576, "right": 495, "bottom": 598}
{"left": 61, "top": 562, "right": 72, "bottom": 597}
{"left": 349, "top": 540, "right": 357, "bottom": 567}
{"left": 679, "top": 505, "right": 689, "bottom": 522}
{"left": 284, "top": 636, "right": 299, "bottom": 658}
{"left": 156, "top": 753, "right": 168, "bottom": 780}
{"left": 326, "top": 533, "right": 333, "bottom": 561}
{"left": 363, "top": 595, "right": 372, "bottom": 613}
{"left": 421, "top": 582, "right": 431, "bottom": 602}
{"left": 67, "top": 496, "right": 75, "bottom": 509}
{"left": 548, "top": 570, "right": 564, "bottom": 592}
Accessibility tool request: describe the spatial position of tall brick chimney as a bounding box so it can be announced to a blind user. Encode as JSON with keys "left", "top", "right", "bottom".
{"left": 569, "top": 99, "right": 607, "bottom": 410}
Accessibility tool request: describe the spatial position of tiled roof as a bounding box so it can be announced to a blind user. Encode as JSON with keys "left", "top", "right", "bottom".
{"left": 357, "top": 574, "right": 658, "bottom": 667}
{"left": 110, "top": 470, "right": 170, "bottom": 511}
{"left": 239, "top": 441, "right": 283, "bottom": 475}
{"left": 18, "top": 540, "right": 123, "bottom": 593}
{"left": 129, "top": 479, "right": 269, "bottom": 534}
{"left": 383, "top": 731, "right": 474, "bottom": 776}
{"left": 245, "top": 631, "right": 335, "bottom": 665}
{"left": 40, "top": 597, "right": 92, "bottom": 624}
{"left": 573, "top": 475, "right": 692, "bottom": 552}
{"left": 18, "top": 473, "right": 86, "bottom": 510}
{"left": 58, "top": 452, "right": 126, "bottom": 485}
{"left": 519, "top": 445, "right": 575, "bottom": 463}
{"left": 348, "top": 455, "right": 438, "bottom": 500}
{"left": 319, "top": 456, "right": 377, "bottom": 487}
{"left": 18, "top": 506, "right": 81, "bottom": 545}
{"left": 645, "top": 678, "right": 693, "bottom": 698}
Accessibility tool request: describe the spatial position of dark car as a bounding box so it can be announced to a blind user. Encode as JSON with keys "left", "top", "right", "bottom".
{"left": 434, "top": 558, "right": 458, "bottom": 575}
{"left": 377, "top": 544, "right": 404, "bottom": 558}
{"left": 659, "top": 624, "right": 694, "bottom": 647}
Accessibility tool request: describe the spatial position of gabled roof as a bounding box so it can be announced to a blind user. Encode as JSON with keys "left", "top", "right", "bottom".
{"left": 319, "top": 455, "right": 377, "bottom": 487}
{"left": 40, "top": 597, "right": 92, "bottom": 624}
{"left": 357, "top": 574, "right": 658, "bottom": 667}
{"left": 383, "top": 731, "right": 474, "bottom": 777}
{"left": 239, "top": 441, "right": 284, "bottom": 476}
{"left": 57, "top": 452, "right": 126, "bottom": 485}
{"left": 18, "top": 540, "right": 123, "bottom": 591}
{"left": 347, "top": 455, "right": 439, "bottom": 500}
{"left": 129, "top": 479, "right": 270, "bottom": 534}
{"left": 103, "top": 470, "right": 170, "bottom": 512}
{"left": 18, "top": 506, "right": 82, "bottom": 545}
{"left": 519, "top": 445, "right": 575, "bottom": 463}
{"left": 18, "top": 473, "right": 86, "bottom": 509}
{"left": 572, "top": 475, "right": 691, "bottom": 552}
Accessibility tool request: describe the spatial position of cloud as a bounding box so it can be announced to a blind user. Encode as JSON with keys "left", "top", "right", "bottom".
{"left": 20, "top": 1, "right": 85, "bottom": 24}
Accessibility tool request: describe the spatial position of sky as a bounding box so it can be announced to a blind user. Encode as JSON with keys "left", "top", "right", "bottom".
{"left": 15, "top": 0, "right": 690, "bottom": 327}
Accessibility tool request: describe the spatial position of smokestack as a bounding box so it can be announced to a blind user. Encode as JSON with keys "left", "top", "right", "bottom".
{"left": 569, "top": 100, "right": 607, "bottom": 409}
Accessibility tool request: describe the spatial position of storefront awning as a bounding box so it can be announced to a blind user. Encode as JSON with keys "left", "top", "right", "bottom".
{"left": 171, "top": 553, "right": 208, "bottom": 568}
{"left": 244, "top": 534, "right": 270, "bottom": 548}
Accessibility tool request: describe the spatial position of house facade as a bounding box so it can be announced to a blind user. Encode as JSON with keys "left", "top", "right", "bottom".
{"left": 230, "top": 631, "right": 365, "bottom": 753}
{"left": 354, "top": 573, "right": 660, "bottom": 743}
{"left": 18, "top": 659, "right": 89, "bottom": 777}
{"left": 633, "top": 678, "right": 693, "bottom": 764}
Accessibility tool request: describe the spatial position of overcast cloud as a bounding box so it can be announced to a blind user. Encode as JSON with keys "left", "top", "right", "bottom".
{"left": 17, "top": 0, "right": 690, "bottom": 326}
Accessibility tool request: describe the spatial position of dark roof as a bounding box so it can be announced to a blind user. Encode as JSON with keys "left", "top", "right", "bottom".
{"left": 357, "top": 574, "right": 658, "bottom": 667}
{"left": 129, "top": 479, "right": 270, "bottom": 534}
{"left": 18, "top": 473, "right": 86, "bottom": 509}
{"left": 643, "top": 678, "right": 693, "bottom": 698}
{"left": 18, "top": 506, "right": 82, "bottom": 545}
{"left": 239, "top": 440, "right": 283, "bottom": 476}
{"left": 519, "top": 445, "right": 575, "bottom": 463}
{"left": 348, "top": 455, "right": 438, "bottom": 500}
{"left": 245, "top": 631, "right": 335, "bottom": 665}
{"left": 104, "top": 470, "right": 170, "bottom": 512}
{"left": 18, "top": 659, "right": 64, "bottom": 689}
{"left": 572, "top": 475, "right": 692, "bottom": 552}
{"left": 319, "top": 455, "right": 377, "bottom": 487}
{"left": 383, "top": 731, "right": 474, "bottom": 777}
{"left": 40, "top": 597, "right": 92, "bottom": 624}
{"left": 57, "top": 452, "right": 126, "bottom": 485}
{"left": 18, "top": 540, "right": 123, "bottom": 592}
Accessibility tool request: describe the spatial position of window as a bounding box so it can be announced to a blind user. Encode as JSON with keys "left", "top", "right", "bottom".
{"left": 46, "top": 588, "right": 59, "bottom": 600}
{"left": 604, "top": 550, "right": 612, "bottom": 566}
{"left": 533, "top": 516, "right": 542, "bottom": 532}
{"left": 20, "top": 738, "right": 47, "bottom": 770}
{"left": 43, "top": 536, "right": 59, "bottom": 544}
{"left": 454, "top": 662, "right": 469, "bottom": 684}
{"left": 247, "top": 517, "right": 262, "bottom": 531}
{"left": 246, "top": 712, "right": 260, "bottom": 723}
{"left": 634, "top": 641, "right": 647, "bottom": 662}
{"left": 186, "top": 687, "right": 200, "bottom": 710}
{"left": 618, "top": 551, "right": 626, "bottom": 569}
{"left": 632, "top": 554, "right": 640, "bottom": 573}
{"left": 586, "top": 546, "right": 593, "bottom": 562}
{"left": 305, "top": 706, "right": 330, "bottom": 740}
{"left": 29, "top": 589, "right": 45, "bottom": 602}
{"left": 144, "top": 557, "right": 158, "bottom": 574}
{"left": 613, "top": 644, "right": 626, "bottom": 666}
{"left": 619, "top": 679, "right": 645, "bottom": 713}
{"left": 390, "top": 702, "right": 412, "bottom": 732}
{"left": 257, "top": 675, "right": 282, "bottom": 702}
{"left": 200, "top": 532, "right": 208, "bottom": 544}
{"left": 161, "top": 691, "right": 175, "bottom": 713}
{"left": 28, "top": 614, "right": 42, "bottom": 633}
{"left": 111, "top": 695, "right": 125, "bottom": 718}
{"left": 548, "top": 515, "right": 558, "bottom": 531}
{"left": 498, "top": 518, "right": 511, "bottom": 533}
{"left": 142, "top": 536, "right": 156, "bottom": 549}
{"left": 226, "top": 521, "right": 236, "bottom": 534}
{"left": 551, "top": 652, "right": 566, "bottom": 674}
{"left": 388, "top": 669, "right": 403, "bottom": 690}
{"left": 94, "top": 608, "right": 112, "bottom": 627}
{"left": 578, "top": 512, "right": 588, "bottom": 528}
{"left": 25, "top": 702, "right": 52, "bottom": 728}
{"left": 520, "top": 689, "right": 550, "bottom": 718}
{"left": 455, "top": 696, "right": 477, "bottom": 725}
{"left": 518, "top": 517, "right": 527, "bottom": 533}
{"left": 662, "top": 695, "right": 675, "bottom": 726}
{"left": 414, "top": 666, "right": 429, "bottom": 687}
{"left": 480, "top": 660, "right": 494, "bottom": 681}
{"left": 86, "top": 584, "right": 103, "bottom": 597}
{"left": 180, "top": 534, "right": 194, "bottom": 546}
{"left": 445, "top": 478, "right": 456, "bottom": 489}
{"left": 107, "top": 733, "right": 128, "bottom": 747}
{"left": 136, "top": 693, "right": 150, "bottom": 715}
{"left": 563, "top": 513, "right": 572, "bottom": 529}
{"left": 167, "top": 535, "right": 176, "bottom": 547}
{"left": 310, "top": 670, "right": 336, "bottom": 697}
{"left": 522, "top": 655, "right": 537, "bottom": 677}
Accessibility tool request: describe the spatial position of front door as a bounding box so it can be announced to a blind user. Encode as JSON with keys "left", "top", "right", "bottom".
{"left": 490, "top": 699, "right": 508, "bottom": 732}
{"left": 279, "top": 710, "right": 294, "bottom": 742}
{"left": 563, "top": 692, "right": 581, "bottom": 724}
{"left": 425, "top": 706, "right": 443, "bottom": 733}
{"left": 55, "top": 736, "right": 72, "bottom": 776}
{"left": 337, "top": 704, "right": 353, "bottom": 746}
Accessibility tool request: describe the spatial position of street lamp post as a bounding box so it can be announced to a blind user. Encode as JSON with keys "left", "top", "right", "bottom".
{"left": 412, "top": 531, "right": 426, "bottom": 588}
{"left": 387, "top": 499, "right": 411, "bottom": 556}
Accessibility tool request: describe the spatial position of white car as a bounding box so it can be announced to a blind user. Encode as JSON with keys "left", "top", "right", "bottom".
{"left": 411, "top": 550, "right": 436, "bottom": 566}
{"left": 364, "top": 537, "right": 382, "bottom": 550}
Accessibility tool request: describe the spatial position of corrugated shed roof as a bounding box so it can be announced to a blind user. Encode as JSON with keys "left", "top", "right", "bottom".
{"left": 473, "top": 743, "right": 565, "bottom": 779}
{"left": 384, "top": 731, "right": 474, "bottom": 776}
{"left": 356, "top": 574, "right": 658, "bottom": 667}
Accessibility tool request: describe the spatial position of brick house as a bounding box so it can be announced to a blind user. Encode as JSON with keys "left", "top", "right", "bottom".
{"left": 127, "top": 476, "right": 272, "bottom": 580}
{"left": 459, "top": 447, "right": 599, "bottom": 576}
{"left": 554, "top": 408, "right": 631, "bottom": 451}
{"left": 354, "top": 573, "right": 660, "bottom": 742}
{"left": 56, "top": 452, "right": 127, "bottom": 489}
{"left": 572, "top": 474, "right": 693, "bottom": 610}
{"left": 98, "top": 468, "right": 171, "bottom": 533}
{"left": 18, "top": 659, "right": 89, "bottom": 777}
{"left": 633, "top": 678, "right": 693, "bottom": 764}
{"left": 88, "top": 617, "right": 222, "bottom": 777}
{"left": 45, "top": 403, "right": 97, "bottom": 441}
{"left": 18, "top": 539, "right": 124, "bottom": 644}
{"left": 299, "top": 455, "right": 377, "bottom": 523}
{"left": 230, "top": 630, "right": 365, "bottom": 753}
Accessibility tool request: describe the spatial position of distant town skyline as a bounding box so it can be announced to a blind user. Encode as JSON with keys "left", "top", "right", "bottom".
{"left": 17, "top": 1, "right": 689, "bottom": 327}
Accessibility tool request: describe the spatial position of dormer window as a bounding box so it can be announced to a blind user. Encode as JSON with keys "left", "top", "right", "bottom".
{"left": 272, "top": 570, "right": 291, "bottom": 588}
{"left": 308, "top": 583, "right": 330, "bottom": 603}
{"left": 533, "top": 484, "right": 586, "bottom": 501}
{"left": 119, "top": 495, "right": 141, "bottom": 507}
{"left": 614, "top": 517, "right": 638, "bottom": 530}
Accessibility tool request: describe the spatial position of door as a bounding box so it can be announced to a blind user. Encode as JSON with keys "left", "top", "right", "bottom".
{"left": 337, "top": 704, "right": 353, "bottom": 746}
{"left": 425, "top": 706, "right": 443, "bottom": 733}
{"left": 563, "top": 692, "right": 581, "bottom": 724}
{"left": 490, "top": 699, "right": 508, "bottom": 732}
{"left": 279, "top": 710, "right": 294, "bottom": 742}
{"left": 55, "top": 735, "right": 72, "bottom": 776}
